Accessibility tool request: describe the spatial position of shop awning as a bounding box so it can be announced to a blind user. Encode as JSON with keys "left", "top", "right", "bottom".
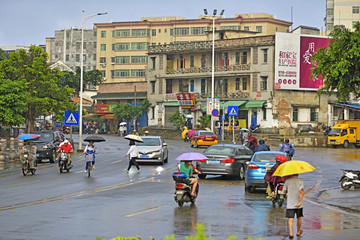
{"left": 245, "top": 100, "right": 266, "bottom": 108}
{"left": 224, "top": 100, "right": 247, "bottom": 108}
{"left": 163, "top": 102, "right": 179, "bottom": 107}
{"left": 100, "top": 114, "right": 115, "bottom": 119}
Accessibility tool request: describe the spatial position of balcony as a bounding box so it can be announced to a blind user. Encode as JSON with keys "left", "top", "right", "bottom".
{"left": 166, "top": 64, "right": 250, "bottom": 75}
{"left": 193, "top": 92, "right": 250, "bottom": 101}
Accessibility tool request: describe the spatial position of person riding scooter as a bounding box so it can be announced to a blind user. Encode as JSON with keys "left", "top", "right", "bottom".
{"left": 280, "top": 139, "right": 295, "bottom": 159}
{"left": 254, "top": 139, "right": 270, "bottom": 152}
{"left": 179, "top": 160, "right": 199, "bottom": 197}
{"left": 57, "top": 140, "right": 73, "bottom": 167}
{"left": 264, "top": 155, "right": 289, "bottom": 198}
{"left": 22, "top": 140, "right": 37, "bottom": 170}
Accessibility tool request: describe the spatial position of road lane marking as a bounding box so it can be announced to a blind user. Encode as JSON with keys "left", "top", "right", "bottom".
{"left": 208, "top": 185, "right": 229, "bottom": 193}
{"left": 0, "top": 180, "right": 40, "bottom": 188}
{"left": 112, "top": 160, "right": 123, "bottom": 163}
{"left": 124, "top": 205, "right": 167, "bottom": 217}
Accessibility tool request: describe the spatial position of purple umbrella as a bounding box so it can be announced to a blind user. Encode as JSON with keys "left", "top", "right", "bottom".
{"left": 175, "top": 152, "right": 208, "bottom": 161}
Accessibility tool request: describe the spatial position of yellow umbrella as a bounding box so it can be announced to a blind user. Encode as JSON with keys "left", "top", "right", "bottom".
{"left": 272, "top": 160, "right": 315, "bottom": 177}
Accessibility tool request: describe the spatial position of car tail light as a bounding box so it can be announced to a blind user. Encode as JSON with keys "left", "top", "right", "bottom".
{"left": 198, "top": 159, "right": 206, "bottom": 162}
{"left": 248, "top": 163, "right": 259, "bottom": 169}
{"left": 222, "top": 158, "right": 235, "bottom": 163}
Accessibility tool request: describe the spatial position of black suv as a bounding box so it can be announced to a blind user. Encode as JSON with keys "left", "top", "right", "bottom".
{"left": 32, "top": 130, "right": 64, "bottom": 163}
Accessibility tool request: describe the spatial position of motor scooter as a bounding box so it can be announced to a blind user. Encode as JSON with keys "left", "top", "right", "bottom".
{"left": 184, "top": 133, "right": 190, "bottom": 142}
{"left": 339, "top": 169, "right": 360, "bottom": 190}
{"left": 271, "top": 183, "right": 286, "bottom": 207}
{"left": 59, "top": 151, "right": 72, "bottom": 173}
{"left": 250, "top": 124, "right": 261, "bottom": 133}
{"left": 172, "top": 172, "right": 199, "bottom": 207}
{"left": 21, "top": 150, "right": 36, "bottom": 176}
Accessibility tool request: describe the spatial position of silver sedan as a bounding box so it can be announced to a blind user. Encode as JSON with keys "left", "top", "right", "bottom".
{"left": 135, "top": 136, "right": 168, "bottom": 165}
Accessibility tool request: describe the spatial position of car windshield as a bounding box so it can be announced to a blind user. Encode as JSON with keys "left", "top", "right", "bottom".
{"left": 253, "top": 153, "right": 280, "bottom": 162}
{"left": 135, "top": 138, "right": 160, "bottom": 146}
{"left": 33, "top": 133, "right": 53, "bottom": 142}
{"left": 204, "top": 146, "right": 235, "bottom": 155}
{"left": 199, "top": 131, "right": 215, "bottom": 136}
{"left": 328, "top": 128, "right": 341, "bottom": 136}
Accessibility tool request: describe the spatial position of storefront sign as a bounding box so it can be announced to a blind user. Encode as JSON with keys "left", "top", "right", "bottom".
{"left": 94, "top": 104, "right": 109, "bottom": 113}
{"left": 176, "top": 93, "right": 195, "bottom": 106}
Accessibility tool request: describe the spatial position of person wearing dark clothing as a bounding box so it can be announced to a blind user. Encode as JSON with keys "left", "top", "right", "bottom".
{"left": 247, "top": 132, "right": 258, "bottom": 152}
{"left": 254, "top": 139, "right": 270, "bottom": 152}
{"left": 264, "top": 155, "right": 290, "bottom": 196}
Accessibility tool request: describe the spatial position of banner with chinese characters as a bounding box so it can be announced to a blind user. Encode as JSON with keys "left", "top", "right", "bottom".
{"left": 274, "top": 32, "right": 329, "bottom": 91}
{"left": 176, "top": 93, "right": 195, "bottom": 106}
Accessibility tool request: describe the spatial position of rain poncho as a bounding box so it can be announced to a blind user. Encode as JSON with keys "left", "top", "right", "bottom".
{"left": 280, "top": 142, "right": 295, "bottom": 156}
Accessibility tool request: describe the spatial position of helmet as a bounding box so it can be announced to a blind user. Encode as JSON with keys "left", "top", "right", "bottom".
{"left": 275, "top": 154, "right": 283, "bottom": 162}
{"left": 279, "top": 155, "right": 288, "bottom": 163}
{"left": 285, "top": 138, "right": 289, "bottom": 143}
{"left": 259, "top": 139, "right": 265, "bottom": 145}
{"left": 64, "top": 140, "right": 69, "bottom": 144}
{"left": 132, "top": 130, "right": 136, "bottom": 132}
{"left": 145, "top": 131, "right": 149, "bottom": 134}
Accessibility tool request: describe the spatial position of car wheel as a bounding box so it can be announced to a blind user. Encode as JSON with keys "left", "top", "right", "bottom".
{"left": 238, "top": 165, "right": 245, "bottom": 180}
{"left": 343, "top": 140, "right": 349, "bottom": 148}
{"left": 49, "top": 150, "right": 55, "bottom": 163}
{"left": 198, "top": 174, "right": 206, "bottom": 179}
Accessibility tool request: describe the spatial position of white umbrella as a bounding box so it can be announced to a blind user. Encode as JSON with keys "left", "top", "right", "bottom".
{"left": 119, "top": 122, "right": 127, "bottom": 126}
{"left": 124, "top": 134, "right": 143, "bottom": 142}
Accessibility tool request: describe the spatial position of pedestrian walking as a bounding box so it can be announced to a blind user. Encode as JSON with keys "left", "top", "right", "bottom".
{"left": 124, "top": 140, "right": 140, "bottom": 173}
{"left": 283, "top": 174, "right": 304, "bottom": 239}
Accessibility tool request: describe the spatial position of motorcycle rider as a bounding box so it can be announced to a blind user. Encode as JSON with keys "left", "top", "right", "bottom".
{"left": 57, "top": 139, "right": 73, "bottom": 167}
{"left": 84, "top": 140, "right": 96, "bottom": 172}
{"left": 280, "top": 139, "right": 295, "bottom": 159}
{"left": 22, "top": 140, "right": 37, "bottom": 170}
{"left": 254, "top": 139, "right": 270, "bottom": 152}
{"left": 179, "top": 160, "right": 199, "bottom": 197}
{"left": 246, "top": 132, "right": 258, "bottom": 152}
{"left": 264, "top": 155, "right": 289, "bottom": 198}
{"left": 143, "top": 130, "right": 149, "bottom": 136}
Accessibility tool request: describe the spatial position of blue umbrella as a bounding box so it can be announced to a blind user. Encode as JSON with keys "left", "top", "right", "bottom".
{"left": 186, "top": 114, "right": 194, "bottom": 118}
{"left": 16, "top": 134, "right": 40, "bottom": 141}
{"left": 176, "top": 152, "right": 208, "bottom": 161}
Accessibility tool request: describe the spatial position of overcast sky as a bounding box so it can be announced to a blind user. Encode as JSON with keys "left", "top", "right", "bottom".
{"left": 0, "top": 0, "right": 326, "bottom": 46}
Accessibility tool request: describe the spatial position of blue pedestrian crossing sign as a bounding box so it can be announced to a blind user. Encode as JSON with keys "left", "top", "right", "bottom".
{"left": 228, "top": 106, "right": 238, "bottom": 116}
{"left": 64, "top": 111, "right": 79, "bottom": 126}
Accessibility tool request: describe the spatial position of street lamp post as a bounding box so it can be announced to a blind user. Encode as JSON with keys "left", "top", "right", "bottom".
{"left": 203, "top": 9, "right": 224, "bottom": 132}
{"left": 79, "top": 10, "right": 107, "bottom": 150}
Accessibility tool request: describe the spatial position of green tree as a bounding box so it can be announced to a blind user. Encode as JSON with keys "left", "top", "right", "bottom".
{"left": 168, "top": 112, "right": 185, "bottom": 130}
{"left": 0, "top": 48, "right": 8, "bottom": 61}
{"left": 113, "top": 100, "right": 151, "bottom": 123}
{"left": 198, "top": 114, "right": 211, "bottom": 128}
{"left": 311, "top": 22, "right": 360, "bottom": 101}
{"left": 0, "top": 45, "right": 75, "bottom": 132}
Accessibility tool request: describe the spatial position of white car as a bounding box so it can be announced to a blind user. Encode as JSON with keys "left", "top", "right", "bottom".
{"left": 135, "top": 136, "right": 168, "bottom": 165}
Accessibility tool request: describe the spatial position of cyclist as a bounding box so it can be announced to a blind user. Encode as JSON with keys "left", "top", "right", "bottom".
{"left": 84, "top": 140, "right": 96, "bottom": 172}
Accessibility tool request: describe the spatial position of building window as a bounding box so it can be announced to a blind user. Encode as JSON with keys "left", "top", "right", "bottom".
{"left": 131, "top": 69, "right": 145, "bottom": 77}
{"left": 113, "top": 29, "right": 130, "bottom": 37}
{"left": 131, "top": 42, "right": 148, "bottom": 50}
{"left": 66, "top": 43, "right": 69, "bottom": 49}
{"left": 241, "top": 52, "right": 247, "bottom": 64}
{"left": 260, "top": 76, "right": 268, "bottom": 91}
{"left": 55, "top": 54, "right": 58, "bottom": 59}
{"left": 100, "top": 44, "right": 106, "bottom": 51}
{"left": 327, "top": 8, "right": 334, "bottom": 16}
{"left": 201, "top": 54, "right": 206, "bottom": 68}
{"left": 353, "top": 6, "right": 360, "bottom": 14}
{"left": 235, "top": 78, "right": 240, "bottom": 90}
{"left": 113, "top": 43, "right": 130, "bottom": 51}
{"left": 201, "top": 79, "right": 206, "bottom": 94}
{"left": 256, "top": 26, "right": 263, "bottom": 33}
{"left": 190, "top": 55, "right": 194, "bottom": 67}
{"left": 101, "top": 31, "right": 106, "bottom": 38}
{"left": 174, "top": 27, "right": 189, "bottom": 35}
{"left": 76, "top": 54, "right": 80, "bottom": 62}
{"left": 99, "top": 57, "right": 106, "bottom": 63}
{"left": 179, "top": 79, "right": 189, "bottom": 92}
{"left": 152, "top": 29, "right": 156, "bottom": 36}
{"left": 111, "top": 70, "right": 130, "bottom": 77}
{"left": 223, "top": 79, "right": 228, "bottom": 93}
{"left": 293, "top": 107, "right": 298, "bottom": 121}
{"left": 263, "top": 107, "right": 267, "bottom": 120}
{"left": 151, "top": 81, "right": 156, "bottom": 93}
{"left": 165, "top": 29, "right": 167, "bottom": 33}
{"left": 166, "top": 79, "right": 173, "bottom": 93}
{"left": 191, "top": 27, "right": 208, "bottom": 35}
{"left": 310, "top": 107, "right": 318, "bottom": 121}
{"left": 151, "top": 107, "right": 155, "bottom": 119}
{"left": 93, "top": 42, "right": 97, "bottom": 48}
{"left": 131, "top": 56, "right": 147, "bottom": 63}
{"left": 190, "top": 80, "right": 194, "bottom": 92}
{"left": 235, "top": 52, "right": 240, "bottom": 65}
{"left": 132, "top": 29, "right": 149, "bottom": 37}
{"left": 111, "top": 56, "right": 130, "bottom": 64}
{"left": 242, "top": 77, "right": 247, "bottom": 90}
{"left": 220, "top": 26, "right": 240, "bottom": 30}
{"left": 150, "top": 57, "right": 156, "bottom": 69}
{"left": 93, "top": 54, "right": 96, "bottom": 61}
{"left": 101, "top": 70, "right": 105, "bottom": 78}
{"left": 244, "top": 26, "right": 249, "bottom": 31}
{"left": 66, "top": 54, "right": 69, "bottom": 61}
{"left": 262, "top": 49, "right": 268, "bottom": 63}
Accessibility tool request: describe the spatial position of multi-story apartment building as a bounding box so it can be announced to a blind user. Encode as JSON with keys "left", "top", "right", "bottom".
{"left": 92, "top": 13, "right": 291, "bottom": 111}
{"left": 46, "top": 27, "right": 97, "bottom": 73}
{"left": 146, "top": 35, "right": 276, "bottom": 128}
{"left": 326, "top": 0, "right": 360, "bottom": 35}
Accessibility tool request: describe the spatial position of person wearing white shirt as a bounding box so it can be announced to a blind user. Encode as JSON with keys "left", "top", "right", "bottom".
{"left": 124, "top": 140, "right": 140, "bottom": 173}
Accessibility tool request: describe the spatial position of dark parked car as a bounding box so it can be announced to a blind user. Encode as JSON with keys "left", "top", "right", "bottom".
{"left": 196, "top": 144, "right": 253, "bottom": 180}
{"left": 135, "top": 136, "right": 168, "bottom": 165}
{"left": 32, "top": 130, "right": 65, "bottom": 163}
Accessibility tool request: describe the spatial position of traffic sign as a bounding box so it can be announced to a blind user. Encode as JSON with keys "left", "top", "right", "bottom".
{"left": 228, "top": 106, "right": 238, "bottom": 116}
{"left": 64, "top": 111, "right": 79, "bottom": 126}
{"left": 55, "top": 121, "right": 63, "bottom": 128}
{"left": 212, "top": 109, "right": 219, "bottom": 117}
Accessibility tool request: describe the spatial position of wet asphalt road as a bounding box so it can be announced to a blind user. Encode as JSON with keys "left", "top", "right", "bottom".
{"left": 1, "top": 135, "right": 360, "bottom": 240}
